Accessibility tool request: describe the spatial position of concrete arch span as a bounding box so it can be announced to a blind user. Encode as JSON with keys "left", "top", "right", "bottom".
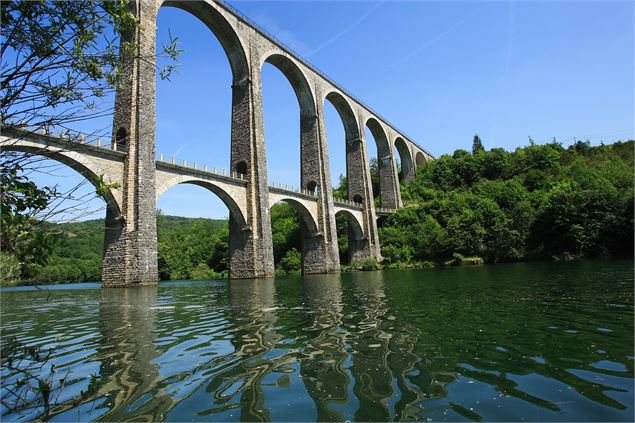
{"left": 261, "top": 52, "right": 321, "bottom": 191}
{"left": 415, "top": 151, "right": 427, "bottom": 167}
{"left": 160, "top": 0, "right": 249, "bottom": 83}
{"left": 335, "top": 209, "right": 369, "bottom": 264}
{"left": 334, "top": 209, "right": 364, "bottom": 241}
{"left": 365, "top": 117, "right": 400, "bottom": 209}
{"left": 155, "top": 173, "right": 248, "bottom": 227}
{"left": 324, "top": 91, "right": 367, "bottom": 204}
{"left": 262, "top": 53, "right": 316, "bottom": 118}
{"left": 324, "top": 91, "right": 359, "bottom": 143}
{"left": 0, "top": 138, "right": 123, "bottom": 216}
{"left": 268, "top": 193, "right": 319, "bottom": 236}
{"left": 394, "top": 137, "right": 414, "bottom": 182}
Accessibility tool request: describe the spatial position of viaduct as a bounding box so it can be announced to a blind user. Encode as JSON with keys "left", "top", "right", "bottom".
{"left": 0, "top": 0, "right": 433, "bottom": 287}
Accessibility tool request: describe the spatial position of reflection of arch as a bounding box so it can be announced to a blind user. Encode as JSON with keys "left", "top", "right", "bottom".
{"left": 335, "top": 210, "right": 364, "bottom": 241}
{"left": 271, "top": 199, "right": 319, "bottom": 235}
{"left": 0, "top": 143, "right": 121, "bottom": 216}
{"left": 263, "top": 54, "right": 316, "bottom": 117}
{"left": 157, "top": 179, "right": 246, "bottom": 227}
{"left": 161, "top": 1, "right": 249, "bottom": 82}
{"left": 325, "top": 91, "right": 359, "bottom": 142}
{"left": 394, "top": 137, "right": 414, "bottom": 181}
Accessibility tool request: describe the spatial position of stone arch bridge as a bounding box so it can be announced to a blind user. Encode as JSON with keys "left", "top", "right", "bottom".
{"left": 0, "top": 0, "right": 432, "bottom": 286}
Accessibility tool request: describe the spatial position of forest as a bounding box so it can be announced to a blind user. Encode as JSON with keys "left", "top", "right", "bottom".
{"left": 1, "top": 139, "right": 632, "bottom": 285}
{"left": 380, "top": 139, "right": 633, "bottom": 266}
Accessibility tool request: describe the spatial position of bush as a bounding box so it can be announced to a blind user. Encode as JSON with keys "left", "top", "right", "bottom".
{"left": 444, "top": 252, "right": 484, "bottom": 266}
{"left": 0, "top": 252, "right": 21, "bottom": 286}
{"left": 360, "top": 258, "right": 380, "bottom": 271}
{"left": 279, "top": 248, "right": 301, "bottom": 273}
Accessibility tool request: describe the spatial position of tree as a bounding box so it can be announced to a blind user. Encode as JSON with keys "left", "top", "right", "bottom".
{"left": 1, "top": 0, "right": 180, "bottom": 130}
{"left": 472, "top": 134, "right": 484, "bottom": 155}
{"left": 0, "top": 0, "right": 180, "bottom": 281}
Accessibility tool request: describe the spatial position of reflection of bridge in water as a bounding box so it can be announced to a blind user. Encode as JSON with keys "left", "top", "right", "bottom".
{"left": 0, "top": 0, "right": 434, "bottom": 287}
{"left": 29, "top": 269, "right": 632, "bottom": 421}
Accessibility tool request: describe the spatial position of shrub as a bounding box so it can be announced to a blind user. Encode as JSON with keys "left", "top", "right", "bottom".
{"left": 0, "top": 252, "right": 21, "bottom": 286}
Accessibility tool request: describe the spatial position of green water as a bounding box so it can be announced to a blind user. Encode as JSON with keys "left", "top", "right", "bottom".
{"left": 1, "top": 260, "right": 633, "bottom": 421}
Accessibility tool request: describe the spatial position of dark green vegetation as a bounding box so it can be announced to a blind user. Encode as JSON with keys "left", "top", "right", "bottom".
{"left": 2, "top": 261, "right": 633, "bottom": 421}
{"left": 3, "top": 205, "right": 306, "bottom": 285}
{"left": 380, "top": 139, "right": 634, "bottom": 265}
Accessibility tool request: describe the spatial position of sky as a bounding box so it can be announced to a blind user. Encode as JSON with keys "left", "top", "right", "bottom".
{"left": 26, "top": 0, "right": 635, "bottom": 220}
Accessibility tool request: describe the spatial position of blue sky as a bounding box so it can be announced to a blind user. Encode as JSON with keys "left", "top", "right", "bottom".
{"left": 30, "top": 0, "right": 635, "bottom": 220}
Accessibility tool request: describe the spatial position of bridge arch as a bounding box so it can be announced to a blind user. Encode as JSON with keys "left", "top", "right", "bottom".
{"left": 394, "top": 137, "right": 414, "bottom": 182}
{"left": 268, "top": 195, "right": 319, "bottom": 236}
{"left": 262, "top": 53, "right": 316, "bottom": 117}
{"left": 365, "top": 117, "right": 400, "bottom": 208}
{"left": 324, "top": 91, "right": 359, "bottom": 143}
{"left": 324, "top": 91, "right": 367, "bottom": 204}
{"left": 335, "top": 210, "right": 364, "bottom": 240}
{"left": 415, "top": 151, "right": 427, "bottom": 168}
{"left": 261, "top": 52, "right": 319, "bottom": 193}
{"left": 156, "top": 176, "right": 247, "bottom": 227}
{"left": 161, "top": 0, "right": 249, "bottom": 82}
{"left": 335, "top": 209, "right": 366, "bottom": 265}
{"left": 0, "top": 142, "right": 122, "bottom": 215}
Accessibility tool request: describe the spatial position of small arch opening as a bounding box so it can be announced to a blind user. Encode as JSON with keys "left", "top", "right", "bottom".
{"left": 353, "top": 194, "right": 363, "bottom": 204}
{"left": 115, "top": 128, "right": 128, "bottom": 152}
{"left": 306, "top": 180, "right": 318, "bottom": 193}
{"left": 235, "top": 160, "right": 248, "bottom": 176}
{"left": 394, "top": 137, "right": 414, "bottom": 182}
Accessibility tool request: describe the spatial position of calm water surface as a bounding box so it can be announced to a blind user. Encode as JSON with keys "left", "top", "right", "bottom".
{"left": 1, "top": 260, "right": 633, "bottom": 421}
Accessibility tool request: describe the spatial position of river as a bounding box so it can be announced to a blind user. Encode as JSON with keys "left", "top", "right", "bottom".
{"left": 1, "top": 260, "right": 633, "bottom": 421}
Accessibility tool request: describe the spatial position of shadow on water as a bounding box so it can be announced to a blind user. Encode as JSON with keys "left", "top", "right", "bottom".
{"left": 0, "top": 260, "right": 633, "bottom": 421}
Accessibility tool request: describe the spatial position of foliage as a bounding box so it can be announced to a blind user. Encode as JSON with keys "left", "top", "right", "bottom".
{"left": 0, "top": 252, "right": 21, "bottom": 286}
{"left": 0, "top": 161, "right": 58, "bottom": 278}
{"left": 0, "top": 334, "right": 104, "bottom": 420}
{"left": 279, "top": 248, "right": 301, "bottom": 273}
{"left": 332, "top": 174, "right": 348, "bottom": 200}
{"left": 156, "top": 212, "right": 228, "bottom": 280}
{"left": 380, "top": 139, "right": 634, "bottom": 265}
{"left": 270, "top": 203, "right": 302, "bottom": 266}
{"left": 0, "top": 0, "right": 181, "bottom": 283}
{"left": 19, "top": 215, "right": 228, "bottom": 284}
{"left": 472, "top": 134, "right": 484, "bottom": 155}
{"left": 1, "top": 0, "right": 180, "bottom": 129}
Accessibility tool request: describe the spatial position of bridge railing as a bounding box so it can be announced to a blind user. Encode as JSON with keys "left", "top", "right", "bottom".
{"left": 375, "top": 207, "right": 397, "bottom": 214}
{"left": 333, "top": 198, "right": 364, "bottom": 209}
{"left": 13, "top": 126, "right": 111, "bottom": 148}
{"left": 215, "top": 0, "right": 433, "bottom": 159}
{"left": 156, "top": 153, "right": 247, "bottom": 181}
{"left": 269, "top": 181, "right": 319, "bottom": 198}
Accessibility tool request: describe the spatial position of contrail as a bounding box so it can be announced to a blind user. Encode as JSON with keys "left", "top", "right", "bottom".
{"left": 304, "top": 1, "right": 384, "bottom": 58}
{"left": 388, "top": 8, "right": 481, "bottom": 68}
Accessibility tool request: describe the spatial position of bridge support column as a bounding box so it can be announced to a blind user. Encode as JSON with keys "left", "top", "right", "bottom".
{"left": 347, "top": 132, "right": 381, "bottom": 262}
{"left": 227, "top": 48, "right": 275, "bottom": 279}
{"left": 301, "top": 105, "right": 340, "bottom": 274}
{"left": 102, "top": 1, "right": 159, "bottom": 287}
{"left": 378, "top": 153, "right": 402, "bottom": 209}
